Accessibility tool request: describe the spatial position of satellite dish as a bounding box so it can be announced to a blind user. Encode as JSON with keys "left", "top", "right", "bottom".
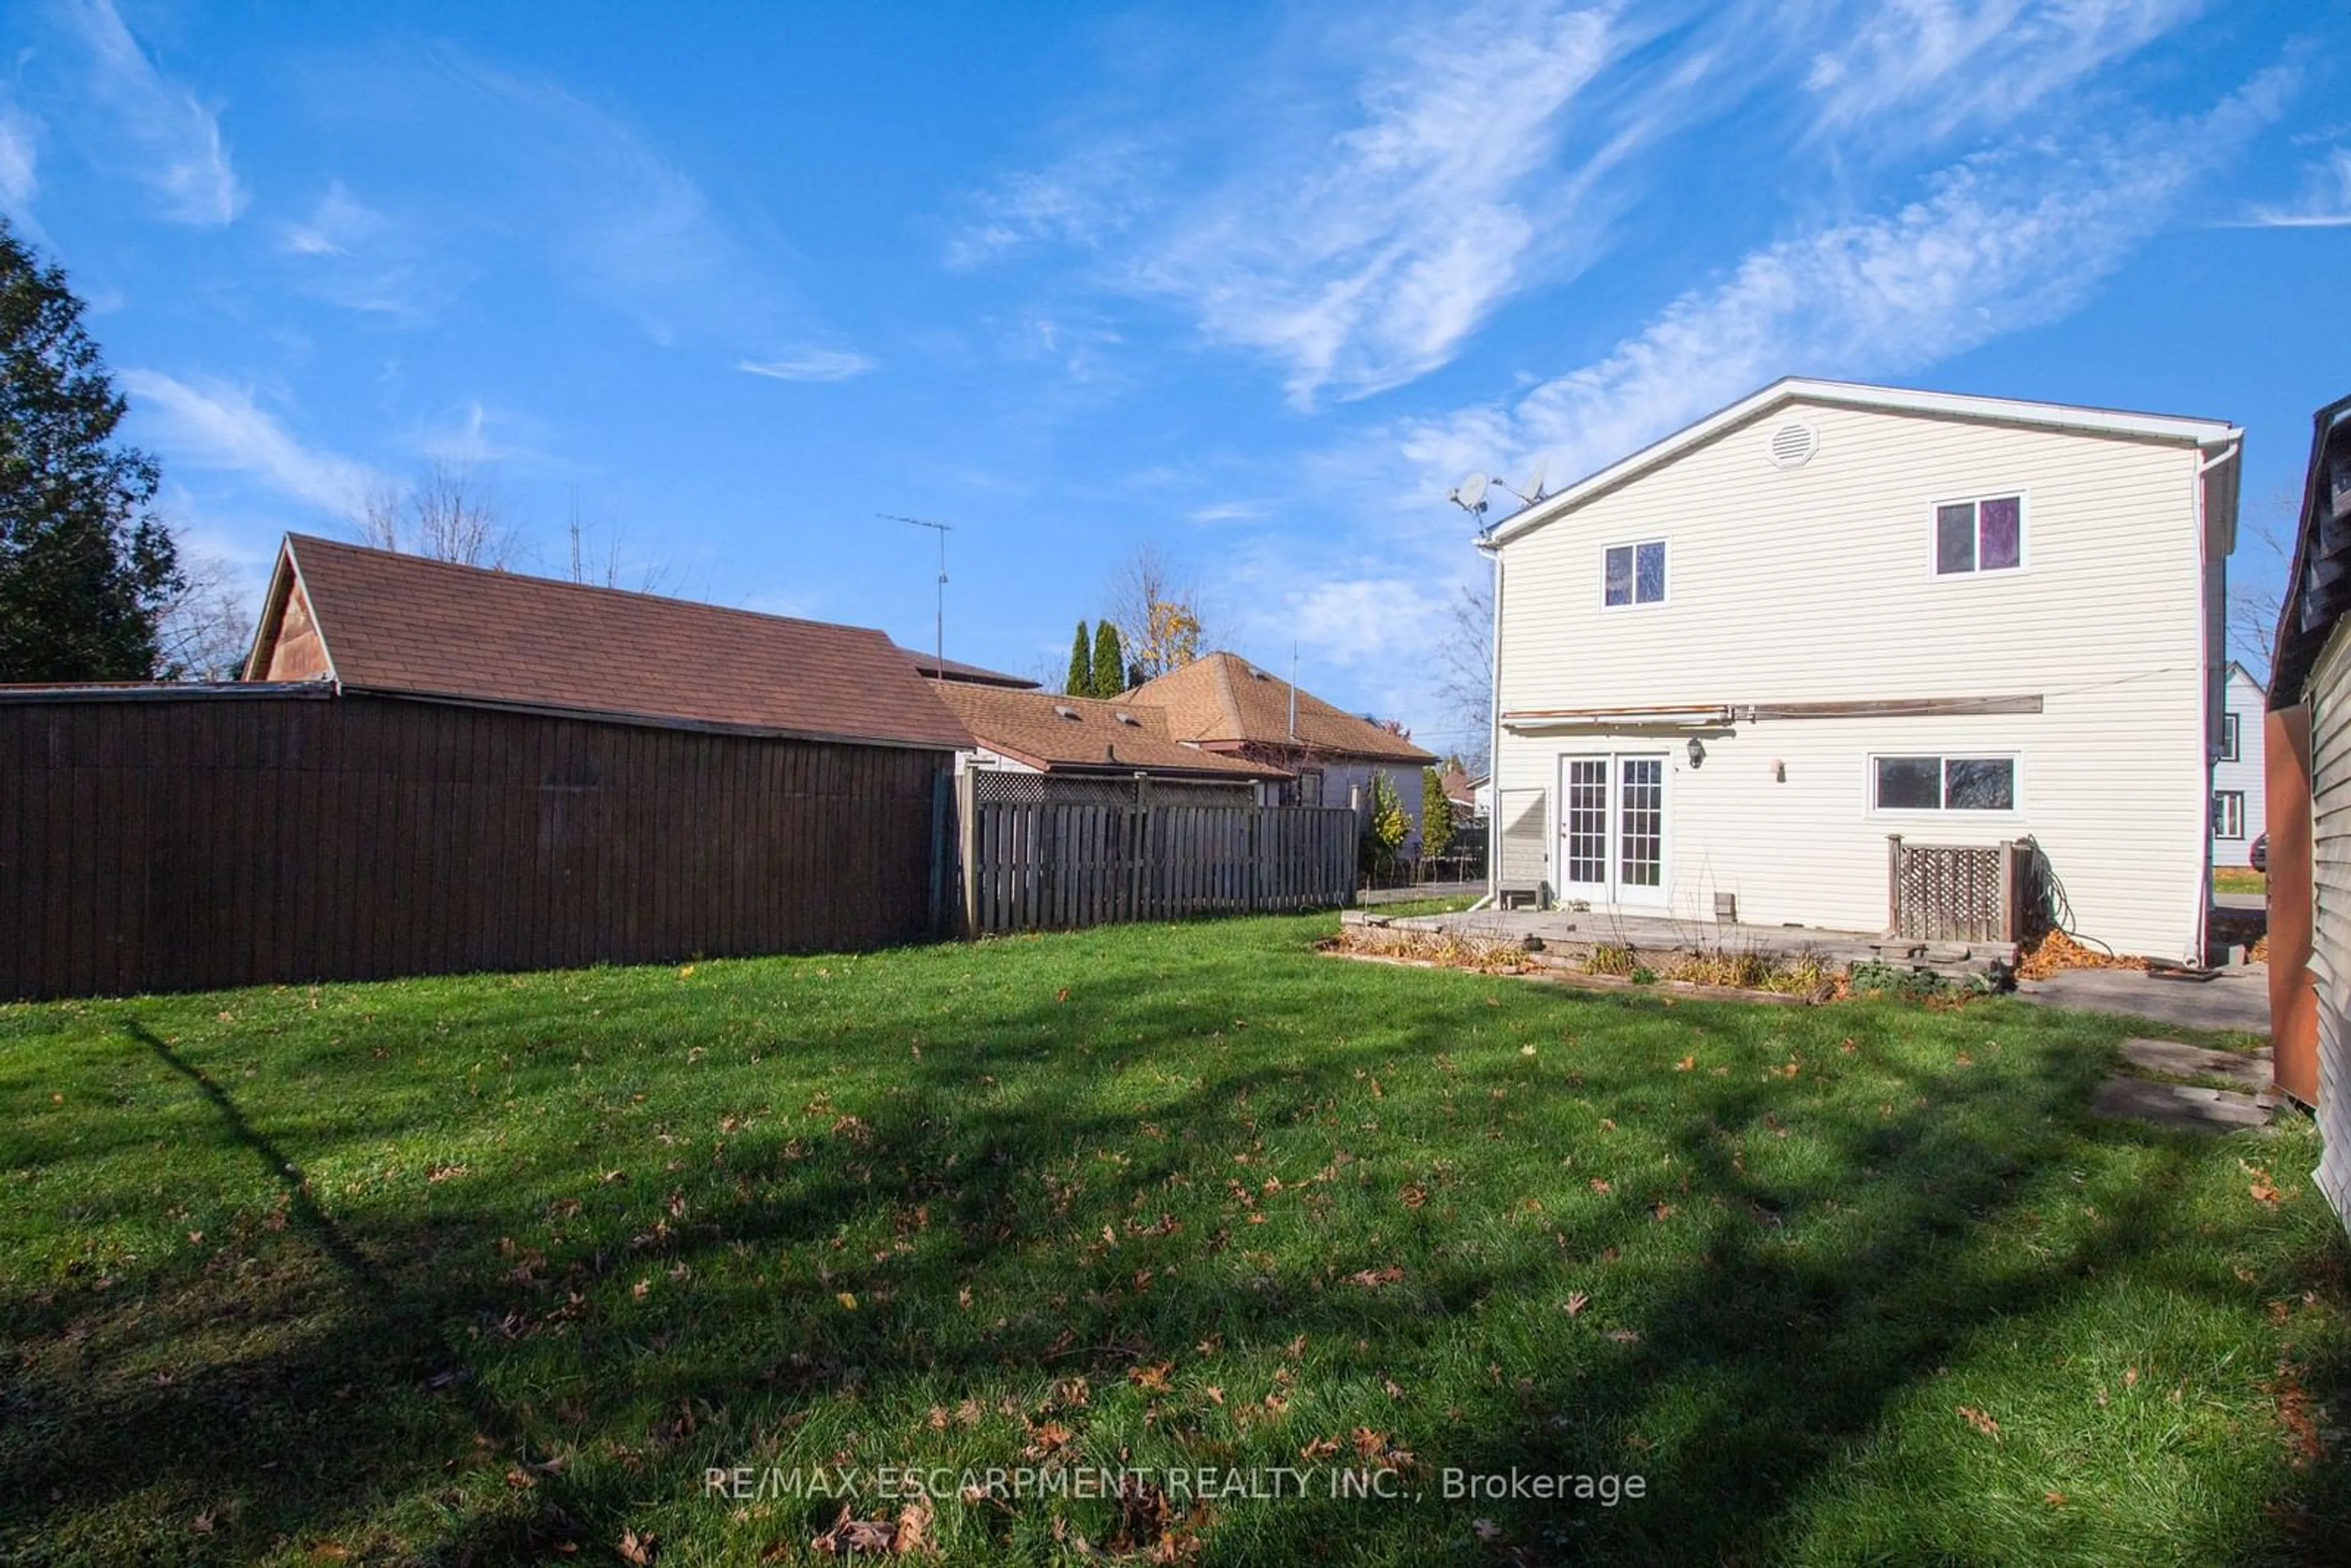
{"left": 1453, "top": 471, "right": 1489, "bottom": 509}
{"left": 1523, "top": 457, "right": 1548, "bottom": 501}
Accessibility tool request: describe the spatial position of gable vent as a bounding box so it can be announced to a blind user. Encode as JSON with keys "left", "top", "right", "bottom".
{"left": 1766, "top": 422, "right": 1818, "bottom": 470}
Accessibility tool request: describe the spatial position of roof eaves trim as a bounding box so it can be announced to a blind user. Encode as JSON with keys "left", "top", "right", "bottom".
{"left": 1488, "top": 377, "right": 2244, "bottom": 547}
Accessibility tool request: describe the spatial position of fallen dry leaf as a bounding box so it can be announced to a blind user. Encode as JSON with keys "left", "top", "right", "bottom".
{"left": 1345, "top": 1266, "right": 1405, "bottom": 1288}
{"left": 2045, "top": 1490, "right": 2066, "bottom": 1507}
{"left": 618, "top": 1528, "right": 656, "bottom": 1565}
{"left": 1957, "top": 1406, "right": 2000, "bottom": 1439}
{"left": 1564, "top": 1292, "right": 1590, "bottom": 1316}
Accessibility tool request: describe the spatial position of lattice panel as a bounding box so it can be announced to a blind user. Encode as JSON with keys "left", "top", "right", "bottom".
{"left": 968, "top": 770, "right": 1254, "bottom": 809}
{"left": 1891, "top": 841, "right": 2007, "bottom": 942}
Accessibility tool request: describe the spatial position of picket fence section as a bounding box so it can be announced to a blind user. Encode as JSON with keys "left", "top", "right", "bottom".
{"left": 961, "top": 796, "right": 1357, "bottom": 934}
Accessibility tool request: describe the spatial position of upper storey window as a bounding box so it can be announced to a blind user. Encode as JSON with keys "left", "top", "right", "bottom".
{"left": 1935, "top": 494, "right": 2023, "bottom": 575}
{"left": 1603, "top": 540, "right": 1667, "bottom": 607}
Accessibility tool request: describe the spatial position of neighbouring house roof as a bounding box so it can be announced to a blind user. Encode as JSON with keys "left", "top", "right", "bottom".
{"left": 244, "top": 534, "right": 975, "bottom": 751}
{"left": 900, "top": 648, "right": 1040, "bottom": 688}
{"left": 1438, "top": 768, "right": 1475, "bottom": 806}
{"left": 1124, "top": 651, "right": 1437, "bottom": 764}
{"left": 930, "top": 683, "right": 1289, "bottom": 779}
{"left": 1487, "top": 377, "right": 2244, "bottom": 549}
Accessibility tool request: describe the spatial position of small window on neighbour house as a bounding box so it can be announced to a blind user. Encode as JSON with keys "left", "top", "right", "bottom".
{"left": 1603, "top": 541, "right": 1667, "bottom": 607}
{"left": 2220, "top": 713, "right": 2240, "bottom": 763}
{"left": 1873, "top": 756, "right": 2015, "bottom": 811}
{"left": 2213, "top": 791, "right": 2245, "bottom": 840}
{"left": 1935, "top": 495, "right": 2023, "bottom": 575}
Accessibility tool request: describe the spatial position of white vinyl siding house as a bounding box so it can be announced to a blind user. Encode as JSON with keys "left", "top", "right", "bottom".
{"left": 2212, "top": 662, "right": 2267, "bottom": 866}
{"left": 1482, "top": 380, "right": 2241, "bottom": 963}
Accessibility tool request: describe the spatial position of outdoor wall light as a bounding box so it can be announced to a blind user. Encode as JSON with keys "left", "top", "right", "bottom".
{"left": 1686, "top": 737, "right": 1706, "bottom": 768}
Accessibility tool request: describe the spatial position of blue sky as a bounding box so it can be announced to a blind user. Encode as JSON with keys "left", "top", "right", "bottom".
{"left": 4, "top": 1, "right": 2346, "bottom": 755}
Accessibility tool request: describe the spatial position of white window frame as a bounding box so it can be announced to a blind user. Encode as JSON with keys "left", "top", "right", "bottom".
{"left": 1866, "top": 752, "right": 2022, "bottom": 817}
{"left": 2213, "top": 789, "right": 2246, "bottom": 841}
{"left": 2219, "top": 712, "right": 2241, "bottom": 763}
{"left": 1929, "top": 491, "right": 2030, "bottom": 579}
{"left": 1600, "top": 537, "right": 1670, "bottom": 612}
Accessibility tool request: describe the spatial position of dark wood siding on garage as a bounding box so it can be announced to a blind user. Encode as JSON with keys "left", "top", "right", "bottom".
{"left": 0, "top": 689, "right": 950, "bottom": 1000}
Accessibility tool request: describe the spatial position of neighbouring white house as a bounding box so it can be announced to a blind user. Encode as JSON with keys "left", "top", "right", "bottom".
{"left": 1478, "top": 378, "right": 2242, "bottom": 964}
{"left": 2212, "top": 661, "right": 2268, "bottom": 866}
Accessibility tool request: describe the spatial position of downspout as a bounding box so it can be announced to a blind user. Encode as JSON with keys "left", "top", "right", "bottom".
{"left": 1466, "top": 534, "right": 1504, "bottom": 914}
{"left": 2190, "top": 440, "right": 2241, "bottom": 966}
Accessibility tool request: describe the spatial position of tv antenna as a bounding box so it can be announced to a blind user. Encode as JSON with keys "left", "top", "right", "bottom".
{"left": 879, "top": 513, "right": 951, "bottom": 676}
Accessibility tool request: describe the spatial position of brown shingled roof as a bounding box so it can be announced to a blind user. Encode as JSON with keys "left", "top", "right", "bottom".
{"left": 1126, "top": 652, "right": 1436, "bottom": 763}
{"left": 897, "top": 648, "right": 1040, "bottom": 688}
{"left": 930, "top": 683, "right": 1288, "bottom": 779}
{"left": 252, "top": 535, "right": 973, "bottom": 750}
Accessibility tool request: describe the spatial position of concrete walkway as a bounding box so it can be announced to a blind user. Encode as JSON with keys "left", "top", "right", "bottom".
{"left": 2015, "top": 962, "right": 2270, "bottom": 1036}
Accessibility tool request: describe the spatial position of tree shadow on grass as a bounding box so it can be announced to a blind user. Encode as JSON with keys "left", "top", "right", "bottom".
{"left": 0, "top": 978, "right": 2342, "bottom": 1564}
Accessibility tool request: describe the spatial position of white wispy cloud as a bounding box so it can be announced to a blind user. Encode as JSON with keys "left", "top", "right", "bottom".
{"left": 944, "top": 140, "right": 1161, "bottom": 269}
{"left": 0, "top": 91, "right": 38, "bottom": 217}
{"left": 1804, "top": 0, "right": 2203, "bottom": 141}
{"left": 950, "top": 1, "right": 1674, "bottom": 408}
{"left": 1395, "top": 68, "right": 2291, "bottom": 507}
{"left": 1188, "top": 500, "right": 1271, "bottom": 523}
{"left": 280, "top": 181, "right": 383, "bottom": 257}
{"left": 121, "top": 370, "right": 381, "bottom": 516}
{"left": 738, "top": 348, "right": 879, "bottom": 382}
{"left": 1144, "top": 0, "right": 1629, "bottom": 408}
{"left": 66, "top": 0, "right": 246, "bottom": 225}
{"left": 1281, "top": 576, "right": 1447, "bottom": 669}
{"left": 2246, "top": 147, "right": 2351, "bottom": 228}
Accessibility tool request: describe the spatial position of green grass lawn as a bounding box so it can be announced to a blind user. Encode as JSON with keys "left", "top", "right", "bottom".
{"left": 2, "top": 914, "right": 2345, "bottom": 1566}
{"left": 2215, "top": 868, "right": 2268, "bottom": 896}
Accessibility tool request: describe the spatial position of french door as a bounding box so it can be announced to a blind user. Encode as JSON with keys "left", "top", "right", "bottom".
{"left": 1557, "top": 753, "right": 1667, "bottom": 907}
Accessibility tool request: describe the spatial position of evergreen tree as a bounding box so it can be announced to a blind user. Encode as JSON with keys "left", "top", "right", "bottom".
{"left": 0, "top": 219, "right": 182, "bottom": 680}
{"left": 1420, "top": 767, "right": 1455, "bottom": 860}
{"left": 1360, "top": 770, "right": 1409, "bottom": 885}
{"left": 1066, "top": 620, "right": 1092, "bottom": 696}
{"left": 1092, "top": 621, "right": 1125, "bottom": 697}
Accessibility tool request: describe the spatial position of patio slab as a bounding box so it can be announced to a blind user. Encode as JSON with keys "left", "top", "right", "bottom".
{"left": 1352, "top": 906, "right": 2014, "bottom": 977}
{"left": 2089, "top": 1076, "right": 2276, "bottom": 1131}
{"left": 2015, "top": 964, "right": 2270, "bottom": 1037}
{"left": 2117, "top": 1036, "right": 2271, "bottom": 1091}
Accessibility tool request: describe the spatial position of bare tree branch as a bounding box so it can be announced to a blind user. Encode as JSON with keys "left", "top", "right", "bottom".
{"left": 351, "top": 462, "right": 517, "bottom": 569}
{"left": 154, "top": 554, "right": 255, "bottom": 680}
{"left": 1435, "top": 575, "right": 1492, "bottom": 775}
{"left": 2228, "top": 484, "right": 2299, "bottom": 684}
{"left": 1105, "top": 542, "right": 1212, "bottom": 681}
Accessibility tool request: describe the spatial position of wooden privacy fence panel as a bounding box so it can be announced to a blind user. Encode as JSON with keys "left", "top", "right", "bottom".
{"left": 0, "top": 690, "right": 952, "bottom": 1001}
{"left": 961, "top": 795, "right": 1356, "bottom": 934}
{"left": 1886, "top": 835, "right": 2028, "bottom": 943}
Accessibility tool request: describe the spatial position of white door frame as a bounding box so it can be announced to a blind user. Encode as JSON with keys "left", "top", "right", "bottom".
{"left": 1554, "top": 749, "right": 1670, "bottom": 909}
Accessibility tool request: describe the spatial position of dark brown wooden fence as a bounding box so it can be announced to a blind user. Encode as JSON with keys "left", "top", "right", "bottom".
{"left": 958, "top": 784, "right": 1357, "bottom": 934}
{"left": 0, "top": 688, "right": 953, "bottom": 1000}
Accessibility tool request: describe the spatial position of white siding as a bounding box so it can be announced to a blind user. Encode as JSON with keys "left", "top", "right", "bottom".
{"left": 2309, "top": 623, "right": 2351, "bottom": 1229}
{"left": 1493, "top": 397, "right": 2211, "bottom": 961}
{"left": 2212, "top": 666, "right": 2268, "bottom": 866}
